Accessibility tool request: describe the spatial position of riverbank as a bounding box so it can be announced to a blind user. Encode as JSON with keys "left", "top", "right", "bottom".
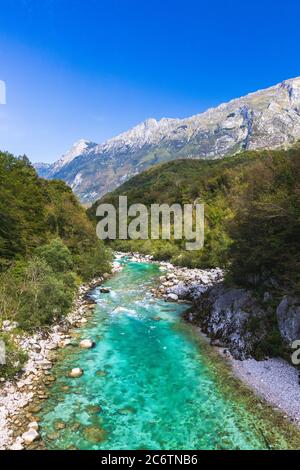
{"left": 2, "top": 252, "right": 300, "bottom": 449}
{"left": 0, "top": 265, "right": 123, "bottom": 450}
{"left": 230, "top": 357, "right": 300, "bottom": 426}
{"left": 119, "top": 252, "right": 300, "bottom": 430}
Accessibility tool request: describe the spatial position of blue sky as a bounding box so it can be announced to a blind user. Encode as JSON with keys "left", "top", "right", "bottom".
{"left": 1, "top": 0, "right": 300, "bottom": 163}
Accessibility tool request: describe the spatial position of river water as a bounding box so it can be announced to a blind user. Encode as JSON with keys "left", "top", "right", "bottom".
{"left": 38, "top": 259, "right": 297, "bottom": 450}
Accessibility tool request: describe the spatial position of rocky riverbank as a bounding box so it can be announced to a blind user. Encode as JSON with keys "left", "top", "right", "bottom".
{"left": 117, "top": 252, "right": 300, "bottom": 429}
{"left": 230, "top": 357, "right": 300, "bottom": 426}
{"left": 0, "top": 265, "right": 123, "bottom": 450}
{"left": 154, "top": 260, "right": 300, "bottom": 428}
{"left": 3, "top": 251, "right": 300, "bottom": 448}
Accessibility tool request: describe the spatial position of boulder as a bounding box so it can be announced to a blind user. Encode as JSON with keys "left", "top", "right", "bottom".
{"left": 190, "top": 284, "right": 269, "bottom": 359}
{"left": 68, "top": 367, "right": 84, "bottom": 378}
{"left": 22, "top": 429, "right": 40, "bottom": 445}
{"left": 167, "top": 293, "right": 178, "bottom": 301}
{"left": 100, "top": 287, "right": 110, "bottom": 294}
{"left": 28, "top": 421, "right": 39, "bottom": 431}
{"left": 276, "top": 296, "right": 300, "bottom": 344}
{"left": 79, "top": 339, "right": 95, "bottom": 349}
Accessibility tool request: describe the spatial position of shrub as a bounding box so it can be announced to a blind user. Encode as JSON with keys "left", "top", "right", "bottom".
{"left": 0, "top": 333, "right": 28, "bottom": 379}
{"left": 35, "top": 238, "right": 73, "bottom": 273}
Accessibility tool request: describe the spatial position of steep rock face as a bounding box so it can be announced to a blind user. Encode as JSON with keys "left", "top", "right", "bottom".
{"left": 189, "top": 284, "right": 269, "bottom": 359}
{"left": 35, "top": 77, "right": 300, "bottom": 202}
{"left": 47, "top": 139, "right": 98, "bottom": 178}
{"left": 276, "top": 296, "right": 300, "bottom": 344}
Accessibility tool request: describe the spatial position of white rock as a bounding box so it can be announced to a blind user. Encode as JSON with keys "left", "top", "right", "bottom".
{"left": 9, "top": 442, "right": 24, "bottom": 450}
{"left": 79, "top": 339, "right": 95, "bottom": 349}
{"left": 60, "top": 338, "right": 72, "bottom": 347}
{"left": 69, "top": 367, "right": 84, "bottom": 378}
{"left": 22, "top": 429, "right": 40, "bottom": 445}
{"left": 28, "top": 421, "right": 39, "bottom": 431}
{"left": 46, "top": 342, "right": 58, "bottom": 350}
{"left": 167, "top": 293, "right": 178, "bottom": 301}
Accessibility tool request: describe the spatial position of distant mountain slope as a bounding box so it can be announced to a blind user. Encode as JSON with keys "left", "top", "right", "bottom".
{"left": 88, "top": 144, "right": 300, "bottom": 299}
{"left": 88, "top": 151, "right": 258, "bottom": 268}
{"left": 35, "top": 76, "right": 300, "bottom": 202}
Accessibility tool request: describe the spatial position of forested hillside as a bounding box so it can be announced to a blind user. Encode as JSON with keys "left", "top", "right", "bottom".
{"left": 89, "top": 145, "right": 300, "bottom": 296}
{"left": 0, "top": 151, "right": 111, "bottom": 377}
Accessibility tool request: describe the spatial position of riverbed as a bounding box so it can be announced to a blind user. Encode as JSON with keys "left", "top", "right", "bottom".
{"left": 37, "top": 259, "right": 300, "bottom": 450}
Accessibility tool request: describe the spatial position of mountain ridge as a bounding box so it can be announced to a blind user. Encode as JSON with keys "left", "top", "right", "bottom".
{"left": 34, "top": 76, "right": 300, "bottom": 201}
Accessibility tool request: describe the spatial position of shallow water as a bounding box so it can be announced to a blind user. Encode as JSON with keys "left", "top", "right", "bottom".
{"left": 39, "top": 260, "right": 293, "bottom": 450}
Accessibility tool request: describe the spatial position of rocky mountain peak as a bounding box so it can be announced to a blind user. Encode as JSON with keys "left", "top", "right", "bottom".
{"left": 46, "top": 139, "right": 97, "bottom": 177}
{"left": 34, "top": 76, "right": 300, "bottom": 202}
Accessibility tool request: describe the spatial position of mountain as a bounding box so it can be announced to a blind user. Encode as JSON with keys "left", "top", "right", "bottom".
{"left": 88, "top": 151, "right": 257, "bottom": 268}
{"left": 35, "top": 76, "right": 300, "bottom": 202}
{"left": 46, "top": 139, "right": 98, "bottom": 177}
{"left": 33, "top": 162, "right": 51, "bottom": 178}
{"left": 88, "top": 143, "right": 300, "bottom": 298}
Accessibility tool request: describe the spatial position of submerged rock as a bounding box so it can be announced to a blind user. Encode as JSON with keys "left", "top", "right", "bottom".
{"left": 100, "top": 287, "right": 110, "bottom": 294}
{"left": 117, "top": 406, "right": 136, "bottom": 415}
{"left": 29, "top": 405, "right": 42, "bottom": 414}
{"left": 54, "top": 421, "right": 66, "bottom": 431}
{"left": 47, "top": 432, "right": 60, "bottom": 441}
{"left": 83, "top": 426, "right": 106, "bottom": 443}
{"left": 86, "top": 405, "right": 102, "bottom": 414}
{"left": 95, "top": 370, "right": 107, "bottom": 377}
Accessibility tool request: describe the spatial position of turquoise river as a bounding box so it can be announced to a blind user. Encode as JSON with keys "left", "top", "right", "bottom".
{"left": 38, "top": 259, "right": 299, "bottom": 450}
